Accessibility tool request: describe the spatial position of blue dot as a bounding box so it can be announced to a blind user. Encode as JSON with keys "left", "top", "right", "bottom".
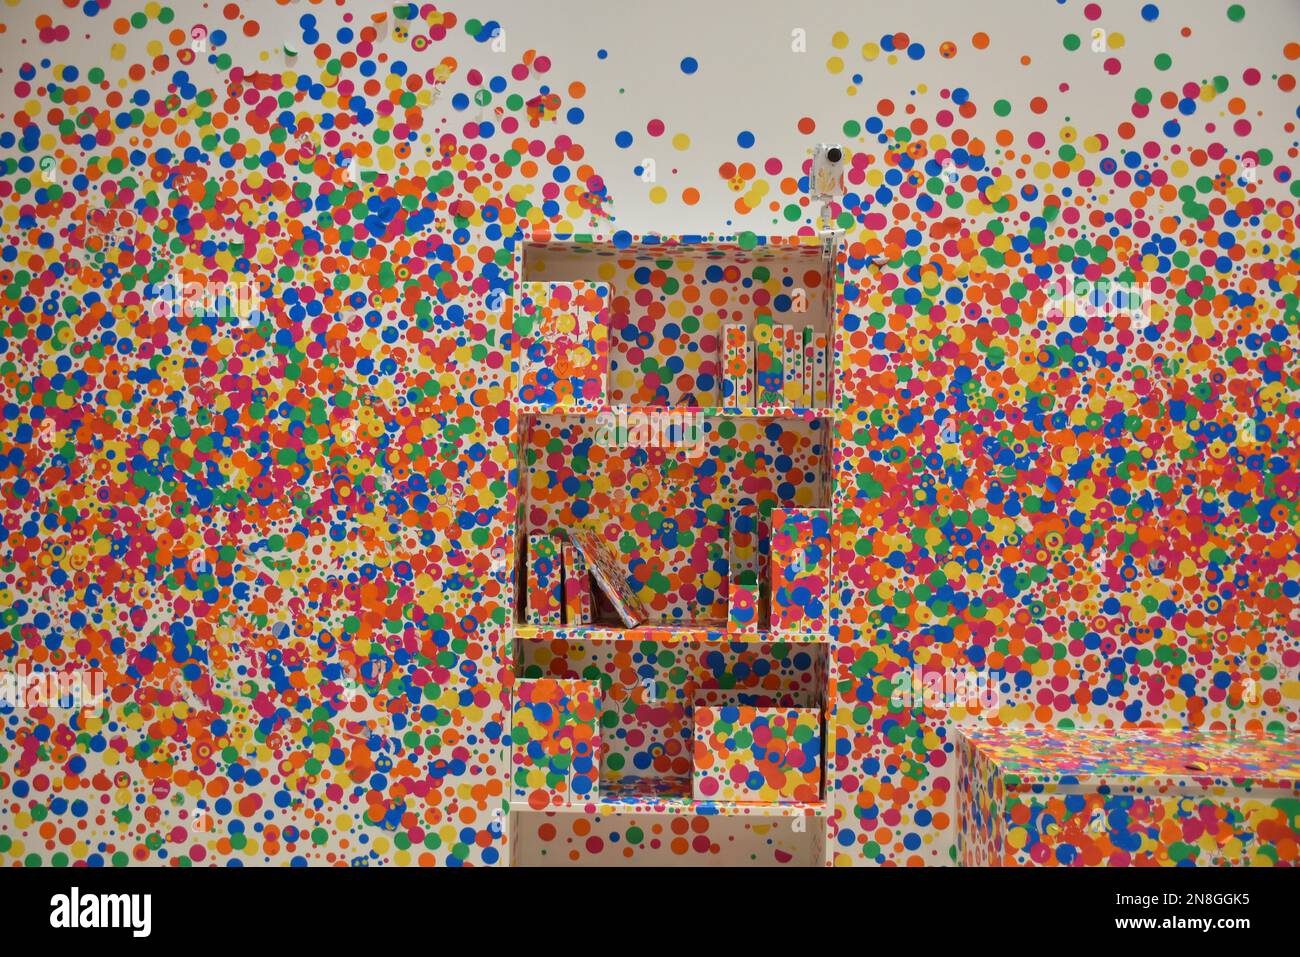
{"left": 737, "top": 130, "right": 755, "bottom": 149}
{"left": 680, "top": 56, "right": 698, "bottom": 74}
{"left": 1141, "top": 4, "right": 1160, "bottom": 21}
{"left": 907, "top": 43, "right": 925, "bottom": 60}
{"left": 597, "top": 49, "right": 608, "bottom": 59}
{"left": 615, "top": 130, "right": 633, "bottom": 148}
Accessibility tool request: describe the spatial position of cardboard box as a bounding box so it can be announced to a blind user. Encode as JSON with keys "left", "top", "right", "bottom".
{"left": 561, "top": 539, "right": 594, "bottom": 625}
{"left": 561, "top": 679, "right": 601, "bottom": 802}
{"left": 808, "top": 332, "right": 829, "bottom": 408}
{"left": 693, "top": 704, "right": 822, "bottom": 803}
{"left": 800, "top": 327, "right": 814, "bottom": 404}
{"left": 782, "top": 323, "right": 805, "bottom": 406}
{"left": 525, "top": 533, "right": 562, "bottom": 625}
{"left": 511, "top": 678, "right": 603, "bottom": 808}
{"left": 754, "top": 311, "right": 784, "bottom": 405}
{"left": 719, "top": 321, "right": 752, "bottom": 406}
{"left": 726, "top": 511, "right": 762, "bottom": 632}
{"left": 510, "top": 678, "right": 572, "bottom": 807}
{"left": 770, "top": 507, "right": 831, "bottom": 635}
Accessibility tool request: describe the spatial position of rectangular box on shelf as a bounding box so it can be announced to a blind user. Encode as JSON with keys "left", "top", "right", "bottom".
{"left": 719, "top": 321, "right": 753, "bottom": 406}
{"left": 782, "top": 323, "right": 805, "bottom": 406}
{"left": 770, "top": 507, "right": 831, "bottom": 635}
{"left": 726, "top": 511, "right": 762, "bottom": 632}
{"left": 561, "top": 539, "right": 594, "bottom": 625}
{"left": 692, "top": 704, "right": 823, "bottom": 803}
{"left": 511, "top": 678, "right": 603, "bottom": 808}
{"left": 559, "top": 680, "right": 602, "bottom": 803}
{"left": 808, "top": 332, "right": 829, "bottom": 408}
{"left": 754, "top": 311, "right": 784, "bottom": 405}
{"left": 525, "top": 533, "right": 562, "bottom": 625}
{"left": 799, "top": 327, "right": 814, "bottom": 404}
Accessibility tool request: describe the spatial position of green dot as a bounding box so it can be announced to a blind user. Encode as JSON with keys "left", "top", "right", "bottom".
{"left": 1154, "top": 53, "right": 1172, "bottom": 71}
{"left": 1227, "top": 4, "right": 1245, "bottom": 22}
{"left": 994, "top": 99, "right": 1011, "bottom": 117}
{"left": 1063, "top": 33, "right": 1081, "bottom": 51}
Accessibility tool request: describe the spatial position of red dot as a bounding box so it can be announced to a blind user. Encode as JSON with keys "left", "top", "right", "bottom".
{"left": 797, "top": 116, "right": 815, "bottom": 134}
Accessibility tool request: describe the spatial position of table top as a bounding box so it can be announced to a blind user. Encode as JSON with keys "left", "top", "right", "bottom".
{"left": 961, "top": 727, "right": 1300, "bottom": 789}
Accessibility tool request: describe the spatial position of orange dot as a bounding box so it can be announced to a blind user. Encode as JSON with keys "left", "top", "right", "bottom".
{"left": 1287, "top": 42, "right": 1300, "bottom": 60}
{"left": 682, "top": 187, "right": 700, "bottom": 205}
{"left": 972, "top": 32, "right": 990, "bottom": 50}
{"left": 797, "top": 116, "right": 816, "bottom": 134}
{"left": 568, "top": 81, "right": 586, "bottom": 98}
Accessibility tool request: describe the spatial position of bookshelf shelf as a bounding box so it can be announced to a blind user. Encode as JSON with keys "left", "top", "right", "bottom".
{"left": 510, "top": 774, "right": 827, "bottom": 818}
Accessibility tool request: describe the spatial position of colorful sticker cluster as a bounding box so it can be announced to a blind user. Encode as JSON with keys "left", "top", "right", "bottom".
{"left": 515, "top": 281, "right": 609, "bottom": 409}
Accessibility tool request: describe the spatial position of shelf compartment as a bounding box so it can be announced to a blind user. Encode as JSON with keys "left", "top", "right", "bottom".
{"left": 509, "top": 774, "right": 827, "bottom": 818}
{"left": 519, "top": 236, "right": 838, "bottom": 409}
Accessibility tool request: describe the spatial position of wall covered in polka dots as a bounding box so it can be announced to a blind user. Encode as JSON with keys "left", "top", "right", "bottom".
{"left": 1, "top": 0, "right": 1298, "bottom": 866}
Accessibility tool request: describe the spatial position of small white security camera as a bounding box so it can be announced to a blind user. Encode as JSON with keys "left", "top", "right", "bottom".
{"left": 810, "top": 144, "right": 846, "bottom": 199}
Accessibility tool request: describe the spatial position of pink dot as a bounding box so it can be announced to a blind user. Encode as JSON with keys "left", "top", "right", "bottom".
{"left": 646, "top": 118, "right": 665, "bottom": 136}
{"left": 1084, "top": 3, "right": 1102, "bottom": 20}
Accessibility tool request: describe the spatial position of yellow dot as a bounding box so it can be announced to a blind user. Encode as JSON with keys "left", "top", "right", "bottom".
{"left": 1108, "top": 31, "right": 1125, "bottom": 49}
{"left": 831, "top": 31, "right": 849, "bottom": 49}
{"left": 861, "top": 42, "right": 880, "bottom": 61}
{"left": 672, "top": 132, "right": 690, "bottom": 151}
{"left": 649, "top": 185, "right": 668, "bottom": 204}
{"left": 826, "top": 56, "right": 844, "bottom": 74}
